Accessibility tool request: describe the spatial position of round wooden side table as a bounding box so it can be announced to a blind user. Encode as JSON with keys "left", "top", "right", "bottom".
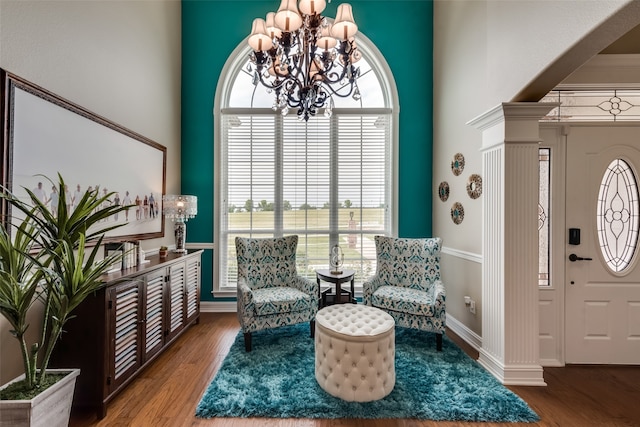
{"left": 316, "top": 268, "right": 356, "bottom": 308}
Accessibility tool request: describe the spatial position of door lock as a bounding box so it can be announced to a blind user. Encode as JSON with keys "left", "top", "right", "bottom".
{"left": 569, "top": 253, "right": 593, "bottom": 262}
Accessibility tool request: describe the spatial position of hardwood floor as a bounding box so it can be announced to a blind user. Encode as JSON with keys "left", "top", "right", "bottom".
{"left": 70, "top": 312, "right": 640, "bottom": 427}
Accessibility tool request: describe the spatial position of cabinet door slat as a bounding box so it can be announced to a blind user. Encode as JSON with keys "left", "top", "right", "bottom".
{"left": 113, "top": 283, "right": 140, "bottom": 381}
{"left": 169, "top": 264, "right": 185, "bottom": 333}
{"left": 144, "top": 271, "right": 165, "bottom": 356}
{"left": 186, "top": 259, "right": 200, "bottom": 318}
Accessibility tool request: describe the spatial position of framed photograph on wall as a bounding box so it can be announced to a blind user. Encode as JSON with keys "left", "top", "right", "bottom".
{"left": 1, "top": 69, "right": 166, "bottom": 242}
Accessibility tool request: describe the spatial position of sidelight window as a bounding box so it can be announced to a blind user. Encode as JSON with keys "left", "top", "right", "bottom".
{"left": 538, "top": 148, "right": 551, "bottom": 286}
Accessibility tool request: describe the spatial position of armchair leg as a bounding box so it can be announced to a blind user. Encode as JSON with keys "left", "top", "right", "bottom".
{"left": 310, "top": 320, "right": 315, "bottom": 338}
{"left": 244, "top": 332, "right": 252, "bottom": 352}
{"left": 436, "top": 333, "right": 443, "bottom": 351}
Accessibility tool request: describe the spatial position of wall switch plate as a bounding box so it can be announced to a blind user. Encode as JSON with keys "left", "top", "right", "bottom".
{"left": 470, "top": 300, "right": 476, "bottom": 314}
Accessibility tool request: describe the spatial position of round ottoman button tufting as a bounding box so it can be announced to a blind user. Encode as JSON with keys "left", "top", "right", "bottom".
{"left": 314, "top": 304, "right": 395, "bottom": 402}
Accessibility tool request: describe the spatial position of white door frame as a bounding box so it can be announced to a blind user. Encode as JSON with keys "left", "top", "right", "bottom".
{"left": 538, "top": 123, "right": 568, "bottom": 367}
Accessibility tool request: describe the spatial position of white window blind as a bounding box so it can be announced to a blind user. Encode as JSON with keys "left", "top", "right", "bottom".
{"left": 219, "top": 111, "right": 392, "bottom": 288}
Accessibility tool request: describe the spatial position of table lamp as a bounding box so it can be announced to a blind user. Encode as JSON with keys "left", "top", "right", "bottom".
{"left": 162, "top": 194, "right": 197, "bottom": 253}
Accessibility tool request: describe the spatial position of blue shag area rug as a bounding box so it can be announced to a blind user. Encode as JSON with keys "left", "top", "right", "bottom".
{"left": 196, "top": 323, "right": 539, "bottom": 422}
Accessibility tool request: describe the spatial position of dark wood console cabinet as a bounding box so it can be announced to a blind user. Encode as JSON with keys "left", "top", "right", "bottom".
{"left": 50, "top": 250, "right": 203, "bottom": 419}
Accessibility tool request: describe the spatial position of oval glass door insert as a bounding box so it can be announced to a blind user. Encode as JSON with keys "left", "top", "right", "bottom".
{"left": 597, "top": 158, "right": 640, "bottom": 273}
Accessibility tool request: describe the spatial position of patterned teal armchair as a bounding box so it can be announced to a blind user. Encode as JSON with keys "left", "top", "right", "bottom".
{"left": 363, "top": 236, "right": 446, "bottom": 351}
{"left": 236, "top": 235, "right": 319, "bottom": 352}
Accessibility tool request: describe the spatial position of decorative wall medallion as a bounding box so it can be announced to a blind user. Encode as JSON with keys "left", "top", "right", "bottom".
{"left": 451, "top": 202, "right": 464, "bottom": 225}
{"left": 451, "top": 153, "right": 465, "bottom": 176}
{"left": 466, "top": 174, "right": 483, "bottom": 199}
{"left": 438, "top": 181, "right": 450, "bottom": 202}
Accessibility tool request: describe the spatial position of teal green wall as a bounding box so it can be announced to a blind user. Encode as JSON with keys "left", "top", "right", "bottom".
{"left": 182, "top": 0, "right": 433, "bottom": 301}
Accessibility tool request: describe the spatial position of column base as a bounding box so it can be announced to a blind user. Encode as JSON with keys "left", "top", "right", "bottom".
{"left": 478, "top": 349, "right": 547, "bottom": 386}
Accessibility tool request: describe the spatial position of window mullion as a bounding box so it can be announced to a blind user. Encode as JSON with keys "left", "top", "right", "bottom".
{"left": 249, "top": 116, "right": 254, "bottom": 235}
{"left": 304, "top": 123, "right": 309, "bottom": 233}
{"left": 330, "top": 114, "right": 339, "bottom": 247}
{"left": 274, "top": 116, "right": 283, "bottom": 236}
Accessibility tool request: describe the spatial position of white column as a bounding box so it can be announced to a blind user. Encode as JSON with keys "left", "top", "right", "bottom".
{"left": 468, "top": 102, "right": 556, "bottom": 386}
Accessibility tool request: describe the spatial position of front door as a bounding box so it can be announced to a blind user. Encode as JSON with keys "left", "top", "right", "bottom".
{"left": 565, "top": 125, "right": 640, "bottom": 364}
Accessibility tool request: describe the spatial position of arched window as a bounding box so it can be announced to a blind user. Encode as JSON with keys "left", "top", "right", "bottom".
{"left": 214, "top": 33, "right": 397, "bottom": 293}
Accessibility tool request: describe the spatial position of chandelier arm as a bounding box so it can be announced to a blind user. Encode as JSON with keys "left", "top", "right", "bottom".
{"left": 251, "top": 51, "right": 281, "bottom": 90}
{"left": 254, "top": 70, "right": 287, "bottom": 92}
{"left": 313, "top": 40, "right": 359, "bottom": 98}
{"left": 313, "top": 86, "right": 330, "bottom": 107}
{"left": 248, "top": 5, "right": 362, "bottom": 121}
{"left": 251, "top": 52, "right": 295, "bottom": 92}
{"left": 319, "top": 66, "right": 350, "bottom": 85}
{"left": 282, "top": 78, "right": 305, "bottom": 106}
{"left": 321, "top": 84, "right": 355, "bottom": 99}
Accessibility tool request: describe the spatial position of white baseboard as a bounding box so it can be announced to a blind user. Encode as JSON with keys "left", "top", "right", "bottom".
{"left": 479, "top": 349, "right": 547, "bottom": 386}
{"left": 446, "top": 313, "right": 482, "bottom": 352}
{"left": 201, "top": 301, "right": 236, "bottom": 313}
{"left": 540, "top": 358, "right": 564, "bottom": 367}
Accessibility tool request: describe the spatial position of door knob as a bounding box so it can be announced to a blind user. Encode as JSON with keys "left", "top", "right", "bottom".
{"left": 569, "top": 253, "right": 593, "bottom": 262}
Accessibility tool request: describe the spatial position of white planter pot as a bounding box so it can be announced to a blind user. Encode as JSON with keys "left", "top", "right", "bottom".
{"left": 0, "top": 368, "right": 80, "bottom": 427}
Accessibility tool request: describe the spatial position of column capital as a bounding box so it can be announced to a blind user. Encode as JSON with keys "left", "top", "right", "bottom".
{"left": 468, "top": 102, "right": 558, "bottom": 150}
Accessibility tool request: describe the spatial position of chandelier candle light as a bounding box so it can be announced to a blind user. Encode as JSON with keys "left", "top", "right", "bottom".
{"left": 162, "top": 195, "right": 198, "bottom": 254}
{"left": 248, "top": 0, "right": 361, "bottom": 121}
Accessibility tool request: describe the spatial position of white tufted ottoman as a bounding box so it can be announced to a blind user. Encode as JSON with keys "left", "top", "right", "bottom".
{"left": 314, "top": 304, "right": 395, "bottom": 402}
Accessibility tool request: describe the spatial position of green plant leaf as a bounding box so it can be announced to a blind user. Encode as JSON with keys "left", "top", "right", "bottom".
{"left": 0, "top": 173, "right": 130, "bottom": 391}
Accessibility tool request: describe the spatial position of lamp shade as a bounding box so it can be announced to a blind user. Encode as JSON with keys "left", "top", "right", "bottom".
{"left": 331, "top": 4, "right": 358, "bottom": 40}
{"left": 265, "top": 12, "right": 283, "bottom": 40}
{"left": 298, "top": 0, "right": 326, "bottom": 16}
{"left": 248, "top": 18, "right": 273, "bottom": 51}
{"left": 317, "top": 23, "right": 337, "bottom": 50}
{"left": 275, "top": 0, "right": 303, "bottom": 32}
{"left": 163, "top": 195, "right": 198, "bottom": 221}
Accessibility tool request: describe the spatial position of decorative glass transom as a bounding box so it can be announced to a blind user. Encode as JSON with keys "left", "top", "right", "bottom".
{"left": 597, "top": 159, "right": 640, "bottom": 273}
{"left": 541, "top": 90, "right": 640, "bottom": 122}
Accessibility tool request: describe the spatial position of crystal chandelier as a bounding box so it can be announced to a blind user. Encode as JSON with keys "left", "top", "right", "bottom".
{"left": 247, "top": 0, "right": 361, "bottom": 121}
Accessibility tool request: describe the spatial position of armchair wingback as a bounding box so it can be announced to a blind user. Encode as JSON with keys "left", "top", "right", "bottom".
{"left": 236, "top": 235, "right": 318, "bottom": 351}
{"left": 363, "top": 236, "right": 446, "bottom": 350}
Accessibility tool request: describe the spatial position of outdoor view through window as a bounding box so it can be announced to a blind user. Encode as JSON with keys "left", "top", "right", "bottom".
{"left": 218, "top": 50, "right": 394, "bottom": 290}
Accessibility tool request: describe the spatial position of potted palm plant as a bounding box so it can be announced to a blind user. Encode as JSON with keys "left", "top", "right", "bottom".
{"left": 0, "top": 174, "right": 129, "bottom": 427}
